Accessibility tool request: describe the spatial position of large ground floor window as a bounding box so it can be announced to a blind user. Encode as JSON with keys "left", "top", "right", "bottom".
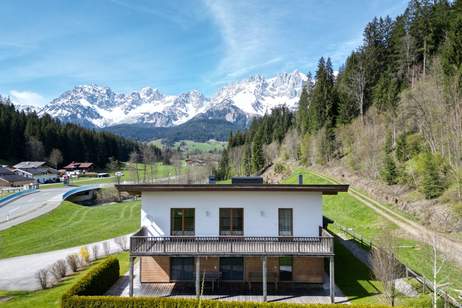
{"left": 220, "top": 257, "right": 244, "bottom": 281}
{"left": 170, "top": 257, "right": 194, "bottom": 281}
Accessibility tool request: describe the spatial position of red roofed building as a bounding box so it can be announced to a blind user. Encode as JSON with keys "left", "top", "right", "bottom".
{"left": 63, "top": 162, "right": 94, "bottom": 174}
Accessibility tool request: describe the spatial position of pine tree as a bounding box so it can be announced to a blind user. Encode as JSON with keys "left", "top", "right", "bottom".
{"left": 216, "top": 148, "right": 230, "bottom": 180}
{"left": 243, "top": 143, "right": 252, "bottom": 176}
{"left": 381, "top": 153, "right": 398, "bottom": 185}
{"left": 251, "top": 130, "right": 265, "bottom": 172}
{"left": 420, "top": 152, "right": 444, "bottom": 199}
{"left": 395, "top": 133, "right": 408, "bottom": 162}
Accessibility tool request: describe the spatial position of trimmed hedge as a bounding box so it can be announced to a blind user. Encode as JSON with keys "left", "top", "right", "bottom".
{"left": 64, "top": 256, "right": 119, "bottom": 298}
{"left": 63, "top": 295, "right": 396, "bottom": 308}
{"left": 62, "top": 257, "right": 396, "bottom": 308}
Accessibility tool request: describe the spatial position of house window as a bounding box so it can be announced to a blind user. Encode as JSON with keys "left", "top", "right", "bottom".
{"left": 171, "top": 257, "right": 194, "bottom": 281}
{"left": 279, "top": 256, "right": 293, "bottom": 281}
{"left": 279, "top": 208, "right": 293, "bottom": 236}
{"left": 171, "top": 208, "right": 195, "bottom": 236}
{"left": 219, "top": 208, "right": 243, "bottom": 236}
{"left": 220, "top": 257, "right": 244, "bottom": 281}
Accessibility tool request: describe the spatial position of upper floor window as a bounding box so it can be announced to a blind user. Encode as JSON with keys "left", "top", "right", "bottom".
{"left": 220, "top": 208, "right": 243, "bottom": 236}
{"left": 171, "top": 208, "right": 195, "bottom": 236}
{"left": 279, "top": 208, "right": 293, "bottom": 236}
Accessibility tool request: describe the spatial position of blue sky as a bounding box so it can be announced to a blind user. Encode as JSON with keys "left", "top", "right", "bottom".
{"left": 0, "top": 0, "right": 408, "bottom": 106}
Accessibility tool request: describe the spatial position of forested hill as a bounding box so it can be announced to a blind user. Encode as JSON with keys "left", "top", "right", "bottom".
{"left": 0, "top": 98, "right": 139, "bottom": 168}
{"left": 216, "top": 0, "right": 462, "bottom": 228}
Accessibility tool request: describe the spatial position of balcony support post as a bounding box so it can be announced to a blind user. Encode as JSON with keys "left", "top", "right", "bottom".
{"left": 195, "top": 257, "right": 201, "bottom": 299}
{"left": 129, "top": 256, "right": 135, "bottom": 297}
{"left": 262, "top": 256, "right": 267, "bottom": 302}
{"left": 329, "top": 256, "right": 335, "bottom": 303}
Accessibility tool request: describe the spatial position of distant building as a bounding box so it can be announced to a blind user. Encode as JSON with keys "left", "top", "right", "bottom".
{"left": 63, "top": 162, "right": 94, "bottom": 174}
{"left": 0, "top": 166, "right": 35, "bottom": 187}
{"left": 13, "top": 161, "right": 59, "bottom": 184}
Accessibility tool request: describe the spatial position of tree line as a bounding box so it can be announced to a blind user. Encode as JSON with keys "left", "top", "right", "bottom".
{"left": 0, "top": 99, "right": 141, "bottom": 168}
{"left": 217, "top": 0, "right": 462, "bottom": 201}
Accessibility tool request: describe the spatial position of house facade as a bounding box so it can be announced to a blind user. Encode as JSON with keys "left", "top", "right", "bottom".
{"left": 13, "top": 162, "right": 59, "bottom": 184}
{"left": 0, "top": 166, "right": 34, "bottom": 187}
{"left": 116, "top": 178, "right": 348, "bottom": 303}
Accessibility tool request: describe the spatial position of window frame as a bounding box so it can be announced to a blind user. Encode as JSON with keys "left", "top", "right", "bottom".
{"left": 219, "top": 208, "right": 244, "bottom": 236}
{"left": 170, "top": 208, "right": 195, "bottom": 236}
{"left": 278, "top": 208, "right": 293, "bottom": 236}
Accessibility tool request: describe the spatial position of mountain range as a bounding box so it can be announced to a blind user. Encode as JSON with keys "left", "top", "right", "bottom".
{"left": 20, "top": 71, "right": 307, "bottom": 142}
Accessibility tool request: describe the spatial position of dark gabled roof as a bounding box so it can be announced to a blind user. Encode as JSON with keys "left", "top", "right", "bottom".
{"left": 16, "top": 167, "right": 58, "bottom": 175}
{"left": 0, "top": 167, "right": 14, "bottom": 176}
{"left": 116, "top": 184, "right": 349, "bottom": 195}
{"left": 0, "top": 173, "right": 34, "bottom": 184}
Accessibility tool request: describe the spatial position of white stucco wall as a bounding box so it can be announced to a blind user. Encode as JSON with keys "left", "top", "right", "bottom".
{"left": 141, "top": 191, "right": 323, "bottom": 237}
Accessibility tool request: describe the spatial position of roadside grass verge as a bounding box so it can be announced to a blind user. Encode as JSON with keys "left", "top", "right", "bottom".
{"left": 0, "top": 201, "right": 140, "bottom": 259}
{"left": 284, "top": 167, "right": 462, "bottom": 301}
{"left": 0, "top": 252, "right": 129, "bottom": 308}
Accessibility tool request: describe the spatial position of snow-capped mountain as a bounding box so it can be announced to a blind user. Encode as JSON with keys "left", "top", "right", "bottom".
{"left": 30, "top": 70, "right": 306, "bottom": 131}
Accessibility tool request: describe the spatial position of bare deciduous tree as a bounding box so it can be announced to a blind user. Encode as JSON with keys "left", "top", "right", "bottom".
{"left": 371, "top": 233, "right": 403, "bottom": 306}
{"left": 348, "top": 52, "right": 367, "bottom": 124}
{"left": 35, "top": 269, "right": 50, "bottom": 289}
{"left": 102, "top": 241, "right": 111, "bottom": 256}
{"left": 48, "top": 148, "right": 63, "bottom": 169}
{"left": 50, "top": 260, "right": 67, "bottom": 281}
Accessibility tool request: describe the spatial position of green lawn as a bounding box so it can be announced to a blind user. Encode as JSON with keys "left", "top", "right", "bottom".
{"left": 284, "top": 167, "right": 462, "bottom": 301}
{"left": 0, "top": 252, "right": 129, "bottom": 308}
{"left": 40, "top": 176, "right": 116, "bottom": 189}
{"left": 0, "top": 201, "right": 140, "bottom": 259}
{"left": 120, "top": 162, "right": 188, "bottom": 182}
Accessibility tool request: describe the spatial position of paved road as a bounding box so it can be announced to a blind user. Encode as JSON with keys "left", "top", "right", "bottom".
{"left": 0, "top": 188, "right": 71, "bottom": 231}
{"left": 0, "top": 235, "right": 130, "bottom": 290}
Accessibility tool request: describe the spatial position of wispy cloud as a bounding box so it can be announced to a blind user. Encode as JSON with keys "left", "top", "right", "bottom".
{"left": 9, "top": 90, "right": 48, "bottom": 107}
{"left": 203, "top": 0, "right": 288, "bottom": 82}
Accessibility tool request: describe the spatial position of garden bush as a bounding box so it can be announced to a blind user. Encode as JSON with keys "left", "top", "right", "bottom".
{"left": 63, "top": 256, "right": 119, "bottom": 302}
{"left": 62, "top": 296, "right": 397, "bottom": 308}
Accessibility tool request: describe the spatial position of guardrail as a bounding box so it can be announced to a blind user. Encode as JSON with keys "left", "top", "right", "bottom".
{"left": 130, "top": 233, "right": 334, "bottom": 257}
{"left": 62, "top": 185, "right": 101, "bottom": 200}
{"left": 333, "top": 222, "right": 461, "bottom": 307}
{"left": 0, "top": 188, "right": 38, "bottom": 206}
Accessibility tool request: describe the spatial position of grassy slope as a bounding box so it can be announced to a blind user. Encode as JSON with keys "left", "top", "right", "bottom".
{"left": 284, "top": 167, "right": 462, "bottom": 301}
{"left": 0, "top": 252, "right": 129, "bottom": 308}
{"left": 0, "top": 201, "right": 140, "bottom": 259}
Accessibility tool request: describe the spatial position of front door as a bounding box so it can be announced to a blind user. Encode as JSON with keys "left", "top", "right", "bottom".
{"left": 170, "top": 257, "right": 194, "bottom": 281}
{"left": 220, "top": 257, "right": 244, "bottom": 281}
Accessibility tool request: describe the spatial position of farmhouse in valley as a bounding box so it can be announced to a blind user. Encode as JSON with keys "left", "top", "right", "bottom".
{"left": 13, "top": 161, "right": 59, "bottom": 184}
{"left": 63, "top": 161, "right": 94, "bottom": 174}
{"left": 116, "top": 176, "right": 348, "bottom": 303}
{"left": 0, "top": 166, "right": 34, "bottom": 187}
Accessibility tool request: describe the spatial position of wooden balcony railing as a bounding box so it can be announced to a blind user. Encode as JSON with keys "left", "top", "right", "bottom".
{"left": 130, "top": 233, "right": 334, "bottom": 257}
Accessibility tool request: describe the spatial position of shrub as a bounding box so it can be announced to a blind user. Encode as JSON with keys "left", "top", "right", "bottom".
{"left": 274, "top": 163, "right": 286, "bottom": 174}
{"left": 80, "top": 247, "right": 90, "bottom": 265}
{"left": 67, "top": 254, "right": 80, "bottom": 272}
{"left": 35, "top": 269, "right": 49, "bottom": 289}
{"left": 62, "top": 296, "right": 395, "bottom": 308}
{"left": 50, "top": 259, "right": 67, "bottom": 281}
{"left": 63, "top": 256, "right": 119, "bottom": 303}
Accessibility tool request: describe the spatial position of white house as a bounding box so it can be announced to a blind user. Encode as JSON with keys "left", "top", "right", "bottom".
{"left": 116, "top": 177, "right": 348, "bottom": 303}
{"left": 13, "top": 161, "right": 59, "bottom": 184}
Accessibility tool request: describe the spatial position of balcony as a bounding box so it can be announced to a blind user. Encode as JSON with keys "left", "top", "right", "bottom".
{"left": 130, "top": 230, "right": 334, "bottom": 257}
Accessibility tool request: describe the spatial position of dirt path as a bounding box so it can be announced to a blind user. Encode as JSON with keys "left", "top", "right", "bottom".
{"left": 309, "top": 170, "right": 462, "bottom": 268}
